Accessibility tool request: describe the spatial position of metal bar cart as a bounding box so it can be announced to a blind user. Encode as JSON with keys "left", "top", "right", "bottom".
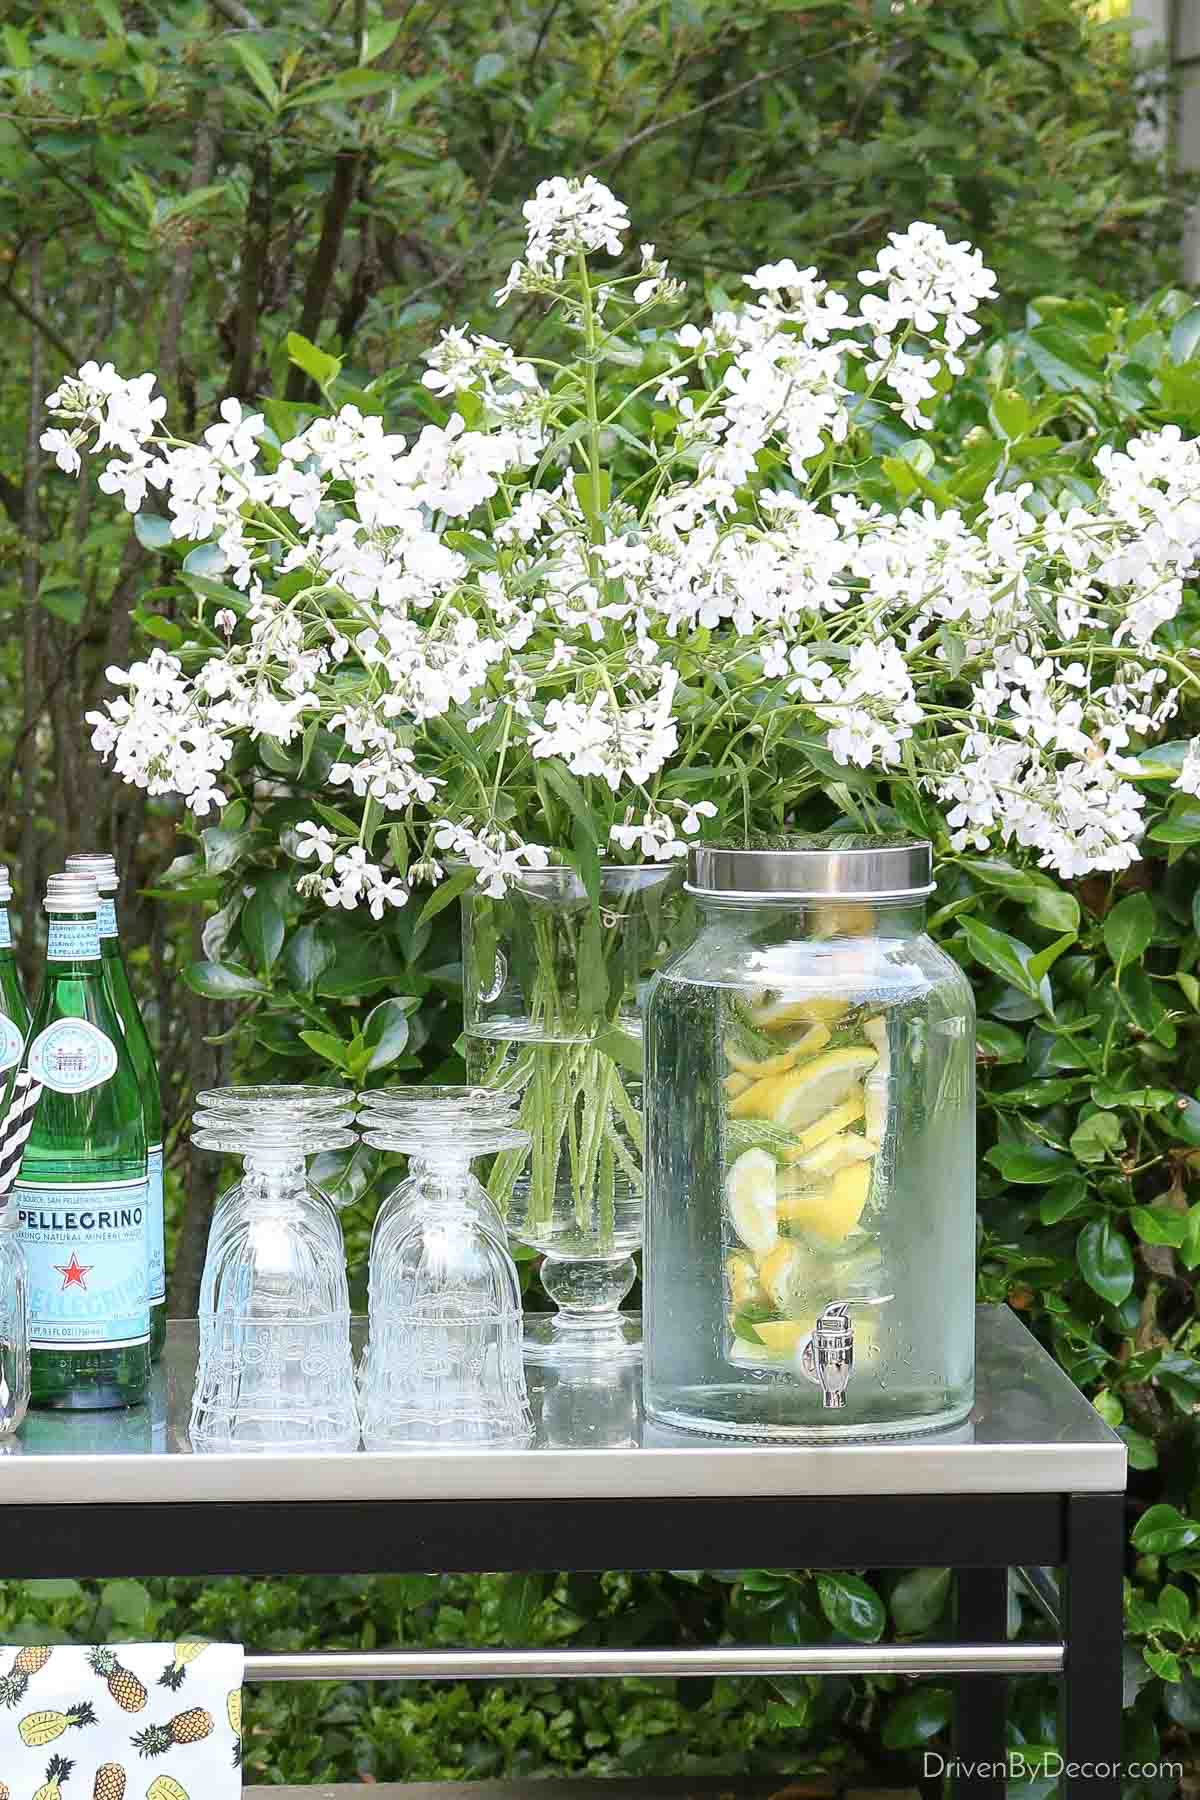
{"left": 1, "top": 1306, "right": 1125, "bottom": 1797}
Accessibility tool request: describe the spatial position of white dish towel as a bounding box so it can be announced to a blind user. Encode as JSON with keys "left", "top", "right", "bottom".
{"left": 0, "top": 1641, "right": 244, "bottom": 1797}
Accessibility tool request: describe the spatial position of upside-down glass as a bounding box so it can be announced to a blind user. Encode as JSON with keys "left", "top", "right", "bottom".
{"left": 360, "top": 1117, "right": 532, "bottom": 1449}
{"left": 194, "top": 1088, "right": 357, "bottom": 1233}
{"left": 643, "top": 836, "right": 975, "bottom": 1440}
{"left": 190, "top": 1118, "right": 359, "bottom": 1452}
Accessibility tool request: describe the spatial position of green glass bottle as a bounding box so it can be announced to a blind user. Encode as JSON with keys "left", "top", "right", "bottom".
{"left": 13, "top": 871, "right": 149, "bottom": 1409}
{"left": 66, "top": 853, "right": 166, "bottom": 1359}
{"left": 0, "top": 865, "right": 30, "bottom": 1081}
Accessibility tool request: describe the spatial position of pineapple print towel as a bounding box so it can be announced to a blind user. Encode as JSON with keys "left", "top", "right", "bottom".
{"left": 0, "top": 1642, "right": 244, "bottom": 1797}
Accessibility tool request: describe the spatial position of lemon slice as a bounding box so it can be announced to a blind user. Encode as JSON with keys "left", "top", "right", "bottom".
{"left": 749, "top": 996, "right": 849, "bottom": 1033}
{"left": 752, "top": 1316, "right": 814, "bottom": 1357}
{"left": 728, "top": 1070, "right": 786, "bottom": 1120}
{"left": 724, "top": 1028, "right": 797, "bottom": 1079}
{"left": 724, "top": 1071, "right": 753, "bottom": 1100}
{"left": 725, "top": 1148, "right": 778, "bottom": 1253}
{"left": 726, "top": 1251, "right": 764, "bottom": 1308}
{"left": 758, "top": 1240, "right": 814, "bottom": 1312}
{"left": 765, "top": 1046, "right": 877, "bottom": 1132}
{"left": 779, "top": 1160, "right": 872, "bottom": 1244}
{"left": 787, "top": 1131, "right": 876, "bottom": 1181}
{"left": 864, "top": 1072, "right": 889, "bottom": 1147}
{"left": 792, "top": 1088, "right": 866, "bottom": 1155}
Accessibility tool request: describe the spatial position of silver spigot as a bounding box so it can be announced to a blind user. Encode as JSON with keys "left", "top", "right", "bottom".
{"left": 798, "top": 1296, "right": 893, "bottom": 1409}
{"left": 801, "top": 1303, "right": 853, "bottom": 1409}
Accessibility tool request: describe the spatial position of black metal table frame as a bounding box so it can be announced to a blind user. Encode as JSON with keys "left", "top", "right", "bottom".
{"left": 0, "top": 1486, "right": 1124, "bottom": 1797}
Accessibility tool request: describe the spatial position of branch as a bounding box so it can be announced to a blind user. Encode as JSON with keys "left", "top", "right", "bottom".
{"left": 211, "top": 0, "right": 262, "bottom": 28}
{"left": 284, "top": 146, "right": 360, "bottom": 402}
{"left": 228, "top": 145, "right": 273, "bottom": 398}
{"left": 18, "top": 243, "right": 44, "bottom": 983}
{"left": 158, "top": 89, "right": 221, "bottom": 395}
{"left": 586, "top": 36, "right": 868, "bottom": 175}
{"left": 0, "top": 276, "right": 82, "bottom": 367}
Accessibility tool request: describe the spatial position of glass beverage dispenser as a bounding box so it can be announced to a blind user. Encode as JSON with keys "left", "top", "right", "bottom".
{"left": 643, "top": 836, "right": 975, "bottom": 1439}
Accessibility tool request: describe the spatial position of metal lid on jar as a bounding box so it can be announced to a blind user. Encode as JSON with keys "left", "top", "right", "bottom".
{"left": 44, "top": 871, "right": 100, "bottom": 913}
{"left": 686, "top": 835, "right": 935, "bottom": 902}
{"left": 65, "top": 852, "right": 118, "bottom": 894}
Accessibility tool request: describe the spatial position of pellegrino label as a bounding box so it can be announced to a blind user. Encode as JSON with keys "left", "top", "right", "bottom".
{"left": 147, "top": 1141, "right": 166, "bottom": 1303}
{"left": 0, "top": 1013, "right": 21, "bottom": 1073}
{"left": 28, "top": 1018, "right": 118, "bottom": 1094}
{"left": 0, "top": 905, "right": 11, "bottom": 951}
{"left": 96, "top": 897, "right": 117, "bottom": 940}
{"left": 47, "top": 917, "right": 101, "bottom": 962}
{"left": 15, "top": 1177, "right": 150, "bottom": 1350}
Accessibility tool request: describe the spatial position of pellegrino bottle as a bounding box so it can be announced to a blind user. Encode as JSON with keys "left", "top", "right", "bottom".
{"left": 0, "top": 865, "right": 30, "bottom": 1080}
{"left": 13, "top": 871, "right": 149, "bottom": 1409}
{"left": 66, "top": 852, "right": 166, "bottom": 1359}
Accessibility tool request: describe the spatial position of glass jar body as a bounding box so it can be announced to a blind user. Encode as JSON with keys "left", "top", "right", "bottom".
{"left": 643, "top": 897, "right": 975, "bottom": 1439}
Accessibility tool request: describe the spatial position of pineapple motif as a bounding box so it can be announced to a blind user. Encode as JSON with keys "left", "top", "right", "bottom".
{"left": 156, "top": 1641, "right": 209, "bottom": 1692}
{"left": 145, "top": 1780, "right": 190, "bottom": 1800}
{"left": 92, "top": 1769, "right": 126, "bottom": 1800}
{"left": 19, "top": 1701, "right": 98, "bottom": 1746}
{"left": 0, "top": 1644, "right": 51, "bottom": 1708}
{"left": 227, "top": 1686, "right": 242, "bottom": 1767}
{"left": 86, "top": 1648, "right": 147, "bottom": 1713}
{"left": 131, "top": 1708, "right": 214, "bottom": 1757}
{"left": 33, "top": 1756, "right": 74, "bottom": 1800}
{"left": 0, "top": 1780, "right": 9, "bottom": 1799}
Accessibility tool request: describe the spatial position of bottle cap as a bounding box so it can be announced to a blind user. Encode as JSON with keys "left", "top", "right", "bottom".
{"left": 686, "top": 835, "right": 935, "bottom": 902}
{"left": 0, "top": 866, "right": 11, "bottom": 903}
{"left": 64, "top": 852, "right": 118, "bottom": 894}
{"left": 44, "top": 871, "right": 100, "bottom": 913}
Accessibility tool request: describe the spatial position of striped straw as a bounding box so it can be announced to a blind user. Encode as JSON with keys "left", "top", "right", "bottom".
{"left": 0, "top": 1071, "right": 44, "bottom": 1199}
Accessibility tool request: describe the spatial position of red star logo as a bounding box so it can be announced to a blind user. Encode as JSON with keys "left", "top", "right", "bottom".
{"left": 54, "top": 1252, "right": 92, "bottom": 1291}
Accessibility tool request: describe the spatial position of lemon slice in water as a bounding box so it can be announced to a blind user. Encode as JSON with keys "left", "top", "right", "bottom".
{"left": 765, "top": 1046, "right": 877, "bottom": 1133}
{"left": 725, "top": 1147, "right": 778, "bottom": 1254}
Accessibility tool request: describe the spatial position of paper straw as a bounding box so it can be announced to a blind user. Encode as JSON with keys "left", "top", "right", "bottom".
{"left": 0, "top": 1071, "right": 43, "bottom": 1199}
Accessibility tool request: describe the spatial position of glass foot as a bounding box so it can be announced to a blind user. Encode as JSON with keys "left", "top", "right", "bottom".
{"left": 522, "top": 1310, "right": 642, "bottom": 1366}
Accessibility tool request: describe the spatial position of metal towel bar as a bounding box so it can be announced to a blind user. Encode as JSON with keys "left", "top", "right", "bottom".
{"left": 242, "top": 1643, "right": 1062, "bottom": 1682}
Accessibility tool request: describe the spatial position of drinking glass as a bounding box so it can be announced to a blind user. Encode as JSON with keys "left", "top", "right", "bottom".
{"left": 190, "top": 1118, "right": 359, "bottom": 1453}
{"left": 0, "top": 1206, "right": 30, "bottom": 1437}
{"left": 360, "top": 1115, "right": 532, "bottom": 1449}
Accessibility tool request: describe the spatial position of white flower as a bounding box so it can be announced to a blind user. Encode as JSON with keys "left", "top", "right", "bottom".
{"left": 432, "top": 820, "right": 551, "bottom": 897}
{"left": 1175, "top": 737, "right": 1200, "bottom": 798}
{"left": 40, "top": 428, "right": 81, "bottom": 475}
{"left": 522, "top": 176, "right": 630, "bottom": 279}
{"left": 294, "top": 821, "right": 337, "bottom": 865}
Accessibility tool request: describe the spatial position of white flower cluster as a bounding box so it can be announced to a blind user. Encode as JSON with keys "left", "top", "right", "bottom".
{"left": 45, "top": 175, "right": 1200, "bottom": 907}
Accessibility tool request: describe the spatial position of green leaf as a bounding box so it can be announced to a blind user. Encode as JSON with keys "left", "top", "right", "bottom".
{"left": 362, "top": 997, "right": 413, "bottom": 1072}
{"left": 285, "top": 331, "right": 341, "bottom": 389}
{"left": 1103, "top": 891, "right": 1155, "bottom": 972}
{"left": 1128, "top": 1205, "right": 1186, "bottom": 1248}
{"left": 201, "top": 826, "right": 257, "bottom": 874}
{"left": 1039, "top": 1174, "right": 1089, "bottom": 1224}
{"left": 889, "top": 1566, "right": 951, "bottom": 1635}
{"left": 281, "top": 923, "right": 333, "bottom": 993}
{"left": 1069, "top": 1110, "right": 1122, "bottom": 1165}
{"left": 1170, "top": 305, "right": 1200, "bottom": 364}
{"left": 100, "top": 1578, "right": 152, "bottom": 1630}
{"left": 1148, "top": 799, "right": 1200, "bottom": 845}
{"left": 1076, "top": 1218, "right": 1134, "bottom": 1305}
{"left": 298, "top": 1029, "right": 351, "bottom": 1071}
{"left": 184, "top": 959, "right": 268, "bottom": 1000}
{"left": 1159, "top": 1584, "right": 1192, "bottom": 1637}
{"left": 473, "top": 51, "right": 506, "bottom": 85}
{"left": 816, "top": 1572, "right": 885, "bottom": 1643}
{"left": 1025, "top": 325, "right": 1103, "bottom": 396}
{"left": 961, "top": 857, "right": 1080, "bottom": 933}
{"left": 227, "top": 36, "right": 279, "bottom": 108}
{"left": 881, "top": 1686, "right": 953, "bottom": 1749}
{"left": 241, "top": 887, "right": 285, "bottom": 973}
{"left": 959, "top": 917, "right": 1049, "bottom": 1011}
{"left": 1132, "top": 1504, "right": 1200, "bottom": 1555}
{"left": 132, "top": 512, "right": 172, "bottom": 549}
{"left": 985, "top": 1141, "right": 1072, "bottom": 1184}
{"left": 498, "top": 1571, "right": 543, "bottom": 1637}
{"left": 38, "top": 579, "right": 87, "bottom": 624}
{"left": 976, "top": 1020, "right": 1026, "bottom": 1064}
{"left": 417, "top": 866, "right": 476, "bottom": 930}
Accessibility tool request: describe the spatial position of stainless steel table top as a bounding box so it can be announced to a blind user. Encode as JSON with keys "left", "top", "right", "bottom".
{"left": 0, "top": 1306, "right": 1123, "bottom": 1505}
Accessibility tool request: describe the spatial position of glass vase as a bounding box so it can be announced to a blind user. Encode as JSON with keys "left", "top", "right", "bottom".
{"left": 460, "top": 863, "right": 682, "bottom": 1365}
